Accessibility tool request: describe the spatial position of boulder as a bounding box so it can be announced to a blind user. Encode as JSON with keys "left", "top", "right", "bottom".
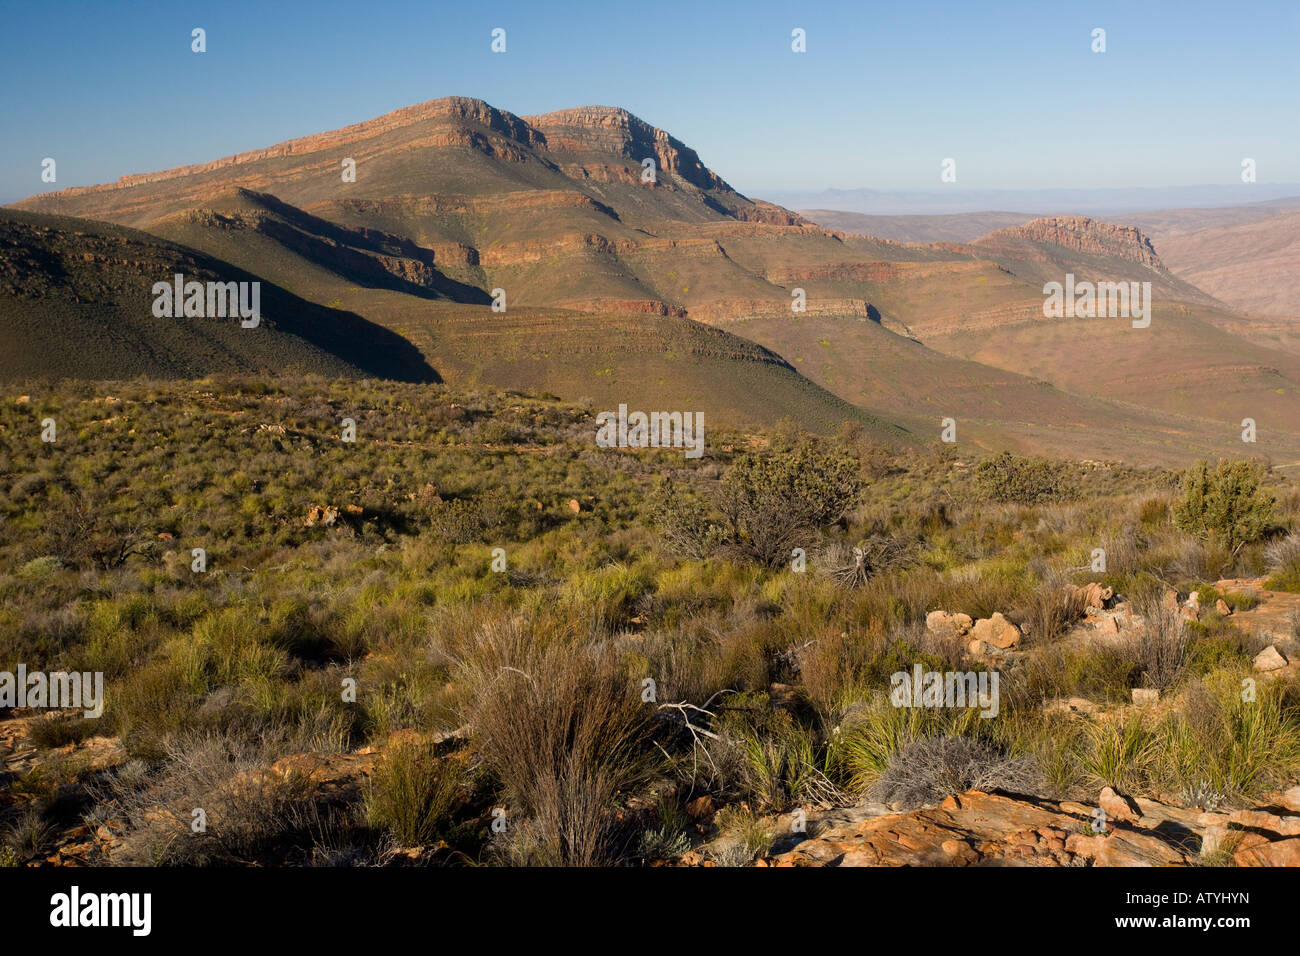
{"left": 1281, "top": 786, "right": 1300, "bottom": 813}
{"left": 1254, "top": 645, "right": 1288, "bottom": 672}
{"left": 1070, "top": 582, "right": 1114, "bottom": 610}
{"left": 967, "top": 639, "right": 1002, "bottom": 658}
{"left": 1162, "top": 588, "right": 1181, "bottom": 613}
{"left": 1235, "top": 838, "right": 1300, "bottom": 867}
{"left": 1099, "top": 786, "right": 1142, "bottom": 825}
{"left": 970, "top": 612, "right": 1020, "bottom": 649}
{"left": 926, "top": 610, "right": 972, "bottom": 636}
{"left": 1216, "top": 599, "right": 1232, "bottom": 616}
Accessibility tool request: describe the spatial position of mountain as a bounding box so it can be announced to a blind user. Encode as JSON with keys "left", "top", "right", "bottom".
{"left": 3, "top": 100, "right": 888, "bottom": 435}
{"left": 803, "top": 200, "right": 1300, "bottom": 352}
{"left": 8, "top": 97, "right": 1300, "bottom": 463}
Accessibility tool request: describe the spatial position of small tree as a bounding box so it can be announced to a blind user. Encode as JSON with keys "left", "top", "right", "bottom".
{"left": 1172, "top": 459, "right": 1274, "bottom": 554}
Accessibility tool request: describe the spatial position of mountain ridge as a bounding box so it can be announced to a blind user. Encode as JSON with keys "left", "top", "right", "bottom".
{"left": 6, "top": 96, "right": 1299, "bottom": 463}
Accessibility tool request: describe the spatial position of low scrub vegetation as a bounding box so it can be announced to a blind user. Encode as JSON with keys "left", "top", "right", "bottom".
{"left": 2, "top": 377, "right": 1298, "bottom": 866}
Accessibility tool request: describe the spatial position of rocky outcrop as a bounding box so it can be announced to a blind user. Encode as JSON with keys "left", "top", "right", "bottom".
{"left": 973, "top": 215, "right": 1164, "bottom": 270}
{"left": 525, "top": 105, "right": 728, "bottom": 193}
{"left": 750, "top": 787, "right": 1300, "bottom": 867}
{"left": 762, "top": 790, "right": 1194, "bottom": 867}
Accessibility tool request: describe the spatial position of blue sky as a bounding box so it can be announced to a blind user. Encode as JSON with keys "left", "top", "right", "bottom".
{"left": 2, "top": 0, "right": 1298, "bottom": 201}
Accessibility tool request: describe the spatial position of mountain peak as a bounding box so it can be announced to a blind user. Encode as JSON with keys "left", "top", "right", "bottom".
{"left": 525, "top": 105, "right": 726, "bottom": 193}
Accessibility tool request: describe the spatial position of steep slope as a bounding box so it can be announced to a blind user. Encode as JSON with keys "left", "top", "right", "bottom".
{"left": 0, "top": 209, "right": 437, "bottom": 382}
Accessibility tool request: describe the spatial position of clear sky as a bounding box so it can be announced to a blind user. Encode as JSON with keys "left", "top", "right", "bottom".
{"left": 2, "top": 0, "right": 1297, "bottom": 202}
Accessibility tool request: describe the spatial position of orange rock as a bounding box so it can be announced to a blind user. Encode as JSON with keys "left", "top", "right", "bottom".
{"left": 1100, "top": 786, "right": 1142, "bottom": 825}
{"left": 1234, "top": 838, "right": 1300, "bottom": 867}
{"left": 970, "top": 612, "right": 1020, "bottom": 649}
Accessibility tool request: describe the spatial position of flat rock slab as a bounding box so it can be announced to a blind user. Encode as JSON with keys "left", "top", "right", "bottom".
{"left": 769, "top": 791, "right": 1202, "bottom": 867}
{"left": 1216, "top": 579, "right": 1300, "bottom": 648}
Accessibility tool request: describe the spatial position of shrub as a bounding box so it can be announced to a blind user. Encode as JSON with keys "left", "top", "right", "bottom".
{"left": 1017, "top": 575, "right": 1091, "bottom": 646}
{"left": 364, "top": 739, "right": 464, "bottom": 847}
{"left": 871, "top": 735, "right": 1040, "bottom": 808}
{"left": 1264, "top": 532, "right": 1300, "bottom": 592}
{"left": 739, "top": 723, "right": 838, "bottom": 812}
{"left": 29, "top": 716, "right": 100, "bottom": 750}
{"left": 656, "top": 441, "right": 861, "bottom": 567}
{"left": 1126, "top": 596, "right": 1190, "bottom": 692}
{"left": 1186, "top": 627, "right": 1251, "bottom": 676}
{"left": 17, "top": 556, "right": 62, "bottom": 581}
{"left": 637, "top": 794, "right": 691, "bottom": 861}
{"left": 1266, "top": 565, "right": 1300, "bottom": 593}
{"left": 817, "top": 536, "right": 911, "bottom": 589}
{"left": 1082, "top": 714, "right": 1157, "bottom": 793}
{"left": 709, "top": 805, "right": 773, "bottom": 866}
{"left": 974, "top": 452, "right": 1077, "bottom": 505}
{"left": 1264, "top": 532, "right": 1300, "bottom": 574}
{"left": 1158, "top": 672, "right": 1300, "bottom": 801}
{"left": 426, "top": 492, "right": 507, "bottom": 544}
{"left": 1172, "top": 460, "right": 1274, "bottom": 554}
{"left": 835, "top": 698, "right": 982, "bottom": 793}
{"left": 101, "top": 728, "right": 320, "bottom": 866}
{"left": 457, "top": 613, "right": 653, "bottom": 866}
{"left": 1010, "top": 644, "right": 1138, "bottom": 708}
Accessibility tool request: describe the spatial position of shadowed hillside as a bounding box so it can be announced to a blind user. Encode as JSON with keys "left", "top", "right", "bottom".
{"left": 0, "top": 209, "right": 438, "bottom": 383}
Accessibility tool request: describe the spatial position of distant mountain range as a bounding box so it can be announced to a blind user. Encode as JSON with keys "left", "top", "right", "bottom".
{"left": 6, "top": 96, "right": 1299, "bottom": 465}
{"left": 761, "top": 185, "right": 1300, "bottom": 217}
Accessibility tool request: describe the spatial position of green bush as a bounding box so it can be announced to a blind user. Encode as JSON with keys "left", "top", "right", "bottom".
{"left": 1173, "top": 460, "right": 1274, "bottom": 553}
{"left": 656, "top": 440, "right": 861, "bottom": 567}
{"left": 973, "top": 453, "right": 1078, "bottom": 505}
